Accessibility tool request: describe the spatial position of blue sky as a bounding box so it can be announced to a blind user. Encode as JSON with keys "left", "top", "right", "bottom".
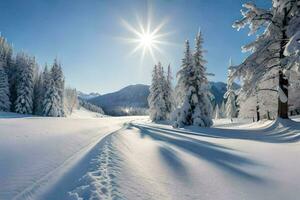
{"left": 0, "top": 0, "right": 270, "bottom": 94}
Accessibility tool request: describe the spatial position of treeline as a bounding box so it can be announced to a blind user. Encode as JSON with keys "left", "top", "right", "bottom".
{"left": 0, "top": 36, "right": 65, "bottom": 116}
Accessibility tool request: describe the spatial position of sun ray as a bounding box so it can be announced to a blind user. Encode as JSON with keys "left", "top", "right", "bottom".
{"left": 152, "top": 31, "right": 175, "bottom": 40}
{"left": 121, "top": 19, "right": 142, "bottom": 38}
{"left": 129, "top": 43, "right": 144, "bottom": 56}
{"left": 121, "top": 13, "right": 173, "bottom": 62}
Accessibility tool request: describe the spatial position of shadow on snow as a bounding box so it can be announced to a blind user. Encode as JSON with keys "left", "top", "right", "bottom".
{"left": 138, "top": 118, "right": 300, "bottom": 143}
{"left": 130, "top": 123, "right": 266, "bottom": 183}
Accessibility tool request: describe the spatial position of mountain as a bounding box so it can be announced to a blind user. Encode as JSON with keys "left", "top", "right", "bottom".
{"left": 88, "top": 82, "right": 240, "bottom": 116}
{"left": 88, "top": 84, "right": 149, "bottom": 116}
{"left": 78, "top": 91, "right": 101, "bottom": 100}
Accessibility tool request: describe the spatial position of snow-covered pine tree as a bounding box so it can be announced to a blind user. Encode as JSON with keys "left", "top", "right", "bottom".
{"left": 42, "top": 77, "right": 60, "bottom": 117}
{"left": 224, "top": 59, "right": 238, "bottom": 119}
{"left": 173, "top": 31, "right": 213, "bottom": 127}
{"left": 51, "top": 59, "right": 65, "bottom": 116}
{"left": 14, "top": 53, "right": 35, "bottom": 114}
{"left": 0, "top": 64, "right": 10, "bottom": 111}
{"left": 231, "top": 1, "right": 300, "bottom": 119}
{"left": 148, "top": 62, "right": 167, "bottom": 121}
{"left": 163, "top": 64, "right": 174, "bottom": 119}
{"left": 0, "top": 36, "right": 15, "bottom": 111}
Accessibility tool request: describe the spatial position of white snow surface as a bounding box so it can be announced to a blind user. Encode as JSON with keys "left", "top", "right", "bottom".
{"left": 1, "top": 113, "right": 300, "bottom": 200}
{"left": 68, "top": 107, "right": 105, "bottom": 119}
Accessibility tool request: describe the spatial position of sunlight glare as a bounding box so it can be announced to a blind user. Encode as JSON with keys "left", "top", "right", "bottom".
{"left": 121, "top": 15, "right": 173, "bottom": 62}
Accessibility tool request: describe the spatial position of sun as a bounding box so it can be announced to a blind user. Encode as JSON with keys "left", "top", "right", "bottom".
{"left": 120, "top": 15, "right": 172, "bottom": 62}
{"left": 139, "top": 32, "right": 154, "bottom": 48}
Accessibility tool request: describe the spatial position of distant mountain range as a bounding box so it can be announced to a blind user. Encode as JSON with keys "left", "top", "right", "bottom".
{"left": 88, "top": 84, "right": 149, "bottom": 116}
{"left": 83, "top": 82, "right": 240, "bottom": 116}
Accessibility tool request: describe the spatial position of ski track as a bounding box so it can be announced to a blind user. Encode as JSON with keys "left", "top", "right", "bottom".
{"left": 5, "top": 119, "right": 137, "bottom": 200}
{"left": 67, "top": 134, "right": 124, "bottom": 200}
{"left": 11, "top": 133, "right": 111, "bottom": 200}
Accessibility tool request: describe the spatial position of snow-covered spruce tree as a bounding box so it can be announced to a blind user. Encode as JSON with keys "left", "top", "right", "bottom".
{"left": 148, "top": 63, "right": 167, "bottom": 121}
{"left": 231, "top": 1, "right": 300, "bottom": 119}
{"left": 0, "top": 36, "right": 15, "bottom": 111}
{"left": 173, "top": 32, "right": 213, "bottom": 127}
{"left": 0, "top": 64, "right": 10, "bottom": 111}
{"left": 14, "top": 53, "right": 35, "bottom": 114}
{"left": 42, "top": 77, "right": 61, "bottom": 117}
{"left": 224, "top": 59, "right": 238, "bottom": 119}
{"left": 163, "top": 64, "right": 174, "bottom": 119}
{"left": 50, "top": 59, "right": 65, "bottom": 117}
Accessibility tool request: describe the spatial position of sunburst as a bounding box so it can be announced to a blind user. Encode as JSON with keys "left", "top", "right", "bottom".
{"left": 121, "top": 15, "right": 172, "bottom": 62}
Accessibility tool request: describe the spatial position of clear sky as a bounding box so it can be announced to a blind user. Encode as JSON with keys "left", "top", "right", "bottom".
{"left": 0, "top": 0, "right": 270, "bottom": 94}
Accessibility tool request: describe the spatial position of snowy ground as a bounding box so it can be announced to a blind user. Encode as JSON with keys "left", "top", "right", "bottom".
{"left": 68, "top": 107, "right": 105, "bottom": 118}
{"left": 1, "top": 113, "right": 300, "bottom": 200}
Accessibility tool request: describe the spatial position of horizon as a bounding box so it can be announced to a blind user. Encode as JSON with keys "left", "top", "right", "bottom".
{"left": 0, "top": 0, "right": 270, "bottom": 94}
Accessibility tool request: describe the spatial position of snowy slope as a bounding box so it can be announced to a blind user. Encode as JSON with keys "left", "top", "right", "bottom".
{"left": 0, "top": 115, "right": 143, "bottom": 200}
{"left": 74, "top": 118, "right": 299, "bottom": 200}
{"left": 68, "top": 107, "right": 105, "bottom": 118}
{"left": 1, "top": 116, "right": 299, "bottom": 200}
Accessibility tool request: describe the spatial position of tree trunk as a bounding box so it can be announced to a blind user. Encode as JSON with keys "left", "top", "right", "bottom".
{"left": 256, "top": 104, "right": 260, "bottom": 122}
{"left": 277, "top": 7, "right": 289, "bottom": 119}
{"left": 278, "top": 70, "right": 289, "bottom": 118}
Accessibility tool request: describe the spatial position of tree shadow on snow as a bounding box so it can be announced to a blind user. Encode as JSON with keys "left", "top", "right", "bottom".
{"left": 158, "top": 145, "right": 190, "bottom": 181}
{"left": 130, "top": 123, "right": 266, "bottom": 183}
{"left": 140, "top": 119, "right": 300, "bottom": 143}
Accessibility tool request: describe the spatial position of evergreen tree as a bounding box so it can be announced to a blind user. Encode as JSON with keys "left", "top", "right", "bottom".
{"left": 0, "top": 65, "right": 10, "bottom": 111}
{"left": 164, "top": 64, "right": 174, "bottom": 119}
{"left": 14, "top": 53, "right": 35, "bottom": 114}
{"left": 173, "top": 31, "right": 213, "bottom": 127}
{"left": 148, "top": 62, "right": 167, "bottom": 121}
{"left": 51, "top": 59, "right": 65, "bottom": 116}
{"left": 0, "top": 36, "right": 15, "bottom": 111}
{"left": 231, "top": 1, "right": 300, "bottom": 119}
{"left": 42, "top": 77, "right": 60, "bottom": 117}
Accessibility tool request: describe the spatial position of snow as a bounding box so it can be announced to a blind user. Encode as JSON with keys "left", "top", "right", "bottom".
{"left": 0, "top": 113, "right": 141, "bottom": 200}
{"left": 68, "top": 107, "right": 105, "bottom": 118}
{"left": 0, "top": 114, "right": 300, "bottom": 199}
